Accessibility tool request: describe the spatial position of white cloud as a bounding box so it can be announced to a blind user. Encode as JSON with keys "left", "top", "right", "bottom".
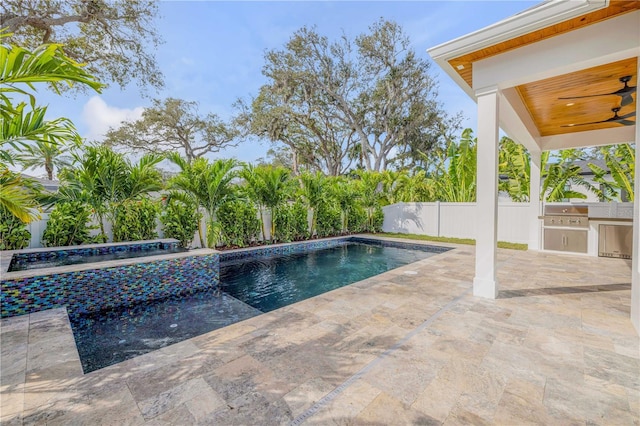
{"left": 81, "top": 96, "right": 145, "bottom": 142}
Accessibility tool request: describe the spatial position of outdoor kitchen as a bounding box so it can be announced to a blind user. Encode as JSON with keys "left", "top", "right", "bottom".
{"left": 542, "top": 202, "right": 633, "bottom": 259}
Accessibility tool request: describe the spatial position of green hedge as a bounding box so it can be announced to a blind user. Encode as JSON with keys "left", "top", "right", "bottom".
{"left": 161, "top": 198, "right": 200, "bottom": 248}
{"left": 113, "top": 198, "right": 158, "bottom": 242}
{"left": 274, "top": 201, "right": 309, "bottom": 242}
{"left": 42, "top": 201, "right": 95, "bottom": 247}
{"left": 0, "top": 208, "right": 31, "bottom": 250}
{"left": 218, "top": 200, "right": 260, "bottom": 247}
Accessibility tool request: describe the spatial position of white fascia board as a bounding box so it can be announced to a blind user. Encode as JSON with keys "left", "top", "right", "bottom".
{"left": 539, "top": 125, "right": 636, "bottom": 151}
{"left": 427, "top": 0, "right": 606, "bottom": 61}
{"left": 474, "top": 11, "right": 640, "bottom": 90}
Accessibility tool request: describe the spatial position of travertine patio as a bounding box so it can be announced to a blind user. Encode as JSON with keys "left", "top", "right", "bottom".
{"left": 1, "top": 237, "right": 638, "bottom": 425}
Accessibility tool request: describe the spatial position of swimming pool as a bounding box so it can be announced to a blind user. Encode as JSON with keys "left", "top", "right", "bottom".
{"left": 71, "top": 237, "right": 449, "bottom": 372}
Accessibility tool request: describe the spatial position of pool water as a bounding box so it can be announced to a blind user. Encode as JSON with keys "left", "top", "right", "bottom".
{"left": 9, "top": 247, "right": 188, "bottom": 272}
{"left": 220, "top": 242, "right": 435, "bottom": 312}
{"left": 71, "top": 240, "right": 442, "bottom": 372}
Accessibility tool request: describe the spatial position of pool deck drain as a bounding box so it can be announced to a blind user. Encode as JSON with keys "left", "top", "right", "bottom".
{"left": 1, "top": 236, "right": 638, "bottom": 424}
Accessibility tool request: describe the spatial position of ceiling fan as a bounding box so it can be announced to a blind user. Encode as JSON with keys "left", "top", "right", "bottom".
{"left": 561, "top": 107, "right": 636, "bottom": 128}
{"left": 559, "top": 75, "right": 637, "bottom": 107}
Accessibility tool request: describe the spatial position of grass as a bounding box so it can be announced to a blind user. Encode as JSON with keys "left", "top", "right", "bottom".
{"left": 376, "top": 232, "right": 528, "bottom": 251}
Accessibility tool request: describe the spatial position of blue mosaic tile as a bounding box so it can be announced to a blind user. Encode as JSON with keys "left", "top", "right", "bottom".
{"left": 1, "top": 254, "right": 219, "bottom": 319}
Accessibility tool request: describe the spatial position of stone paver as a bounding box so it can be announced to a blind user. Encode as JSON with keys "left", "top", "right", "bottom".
{"left": 1, "top": 237, "right": 638, "bottom": 424}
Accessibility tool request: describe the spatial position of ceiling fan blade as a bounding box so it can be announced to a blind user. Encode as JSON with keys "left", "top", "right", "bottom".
{"left": 620, "top": 120, "right": 636, "bottom": 126}
{"left": 621, "top": 93, "right": 635, "bottom": 107}
{"left": 558, "top": 93, "right": 612, "bottom": 100}
{"left": 620, "top": 111, "right": 636, "bottom": 119}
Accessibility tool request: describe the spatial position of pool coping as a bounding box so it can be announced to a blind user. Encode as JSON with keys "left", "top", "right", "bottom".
{"left": 1, "top": 247, "right": 218, "bottom": 280}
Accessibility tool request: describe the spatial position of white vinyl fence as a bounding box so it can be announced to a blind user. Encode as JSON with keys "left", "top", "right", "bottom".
{"left": 382, "top": 202, "right": 531, "bottom": 244}
{"left": 20, "top": 202, "right": 530, "bottom": 249}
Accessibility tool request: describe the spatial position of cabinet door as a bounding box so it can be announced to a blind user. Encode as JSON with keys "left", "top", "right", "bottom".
{"left": 544, "top": 229, "right": 588, "bottom": 253}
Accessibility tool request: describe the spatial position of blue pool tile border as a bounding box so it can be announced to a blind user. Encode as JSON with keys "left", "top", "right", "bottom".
{"left": 1, "top": 254, "right": 219, "bottom": 319}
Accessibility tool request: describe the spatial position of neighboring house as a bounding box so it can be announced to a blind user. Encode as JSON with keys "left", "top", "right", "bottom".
{"left": 21, "top": 174, "right": 61, "bottom": 193}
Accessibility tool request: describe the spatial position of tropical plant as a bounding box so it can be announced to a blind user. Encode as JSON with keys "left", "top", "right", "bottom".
{"left": 41, "top": 201, "right": 95, "bottom": 247}
{"left": 0, "top": 34, "right": 102, "bottom": 222}
{"left": 298, "top": 172, "right": 325, "bottom": 237}
{"left": 353, "top": 170, "right": 385, "bottom": 230}
{"left": 589, "top": 144, "right": 635, "bottom": 202}
{"left": 432, "top": 128, "right": 477, "bottom": 202}
{"left": 315, "top": 201, "right": 342, "bottom": 238}
{"left": 168, "top": 153, "right": 238, "bottom": 248}
{"left": 274, "top": 201, "right": 309, "bottom": 242}
{"left": 16, "top": 138, "right": 76, "bottom": 180}
{"left": 217, "top": 199, "right": 261, "bottom": 248}
{"left": 327, "top": 177, "right": 358, "bottom": 233}
{"left": 0, "top": 167, "right": 42, "bottom": 223}
{"left": 541, "top": 149, "right": 591, "bottom": 202}
{"left": 241, "top": 164, "right": 292, "bottom": 241}
{"left": 58, "top": 146, "right": 163, "bottom": 241}
{"left": 160, "top": 196, "right": 200, "bottom": 248}
{"left": 498, "top": 137, "right": 530, "bottom": 202}
{"left": 113, "top": 198, "right": 159, "bottom": 242}
{"left": 0, "top": 206, "right": 31, "bottom": 250}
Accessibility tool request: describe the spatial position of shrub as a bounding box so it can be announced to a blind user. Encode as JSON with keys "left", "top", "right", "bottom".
{"left": 217, "top": 200, "right": 260, "bottom": 247}
{"left": 371, "top": 206, "right": 384, "bottom": 232}
{"left": 274, "top": 201, "right": 309, "bottom": 243}
{"left": 316, "top": 201, "right": 341, "bottom": 238}
{"left": 113, "top": 198, "right": 158, "bottom": 242}
{"left": 0, "top": 208, "right": 31, "bottom": 250}
{"left": 160, "top": 198, "right": 200, "bottom": 248}
{"left": 345, "top": 204, "right": 366, "bottom": 233}
{"left": 42, "top": 202, "right": 94, "bottom": 247}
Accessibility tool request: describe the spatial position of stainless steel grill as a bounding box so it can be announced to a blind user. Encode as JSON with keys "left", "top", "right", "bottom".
{"left": 542, "top": 205, "right": 588, "bottom": 253}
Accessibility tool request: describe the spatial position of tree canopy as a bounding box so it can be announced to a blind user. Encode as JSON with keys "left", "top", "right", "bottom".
{"left": 1, "top": 0, "right": 163, "bottom": 93}
{"left": 242, "top": 19, "right": 460, "bottom": 174}
{"left": 103, "top": 98, "right": 240, "bottom": 163}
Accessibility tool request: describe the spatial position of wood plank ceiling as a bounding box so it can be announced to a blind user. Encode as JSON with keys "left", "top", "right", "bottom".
{"left": 516, "top": 58, "right": 636, "bottom": 136}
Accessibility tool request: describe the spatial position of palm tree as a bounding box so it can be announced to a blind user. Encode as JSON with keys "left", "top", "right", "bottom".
{"left": 58, "top": 146, "right": 163, "bottom": 242}
{"left": 0, "top": 167, "right": 42, "bottom": 223}
{"left": 0, "top": 33, "right": 102, "bottom": 222}
{"left": 326, "top": 176, "right": 358, "bottom": 233}
{"left": 298, "top": 171, "right": 325, "bottom": 236}
{"left": 241, "top": 164, "right": 292, "bottom": 241}
{"left": 353, "top": 170, "right": 384, "bottom": 230}
{"left": 168, "top": 153, "right": 238, "bottom": 248}
{"left": 16, "top": 138, "right": 76, "bottom": 180}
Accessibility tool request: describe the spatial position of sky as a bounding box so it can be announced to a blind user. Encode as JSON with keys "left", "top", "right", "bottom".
{"left": 36, "top": 0, "right": 540, "bottom": 171}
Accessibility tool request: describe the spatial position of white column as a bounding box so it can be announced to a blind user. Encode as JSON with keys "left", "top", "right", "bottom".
{"left": 631, "top": 55, "right": 640, "bottom": 335}
{"left": 473, "top": 87, "right": 500, "bottom": 299}
{"left": 528, "top": 149, "right": 542, "bottom": 250}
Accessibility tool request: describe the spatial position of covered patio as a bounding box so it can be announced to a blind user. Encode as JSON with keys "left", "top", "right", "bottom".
{"left": 428, "top": 0, "right": 640, "bottom": 334}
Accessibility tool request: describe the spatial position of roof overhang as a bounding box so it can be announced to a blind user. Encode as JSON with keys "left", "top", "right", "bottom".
{"left": 427, "top": 0, "right": 607, "bottom": 100}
